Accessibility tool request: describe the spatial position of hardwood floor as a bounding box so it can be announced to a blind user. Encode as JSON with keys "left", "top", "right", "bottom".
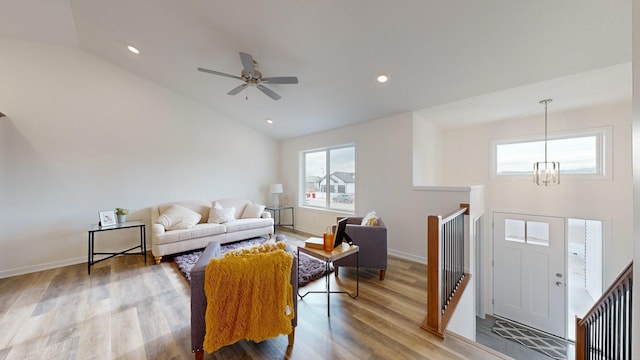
{"left": 0, "top": 230, "right": 510, "bottom": 360}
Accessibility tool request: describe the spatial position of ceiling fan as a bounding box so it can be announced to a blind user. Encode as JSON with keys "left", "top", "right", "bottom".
{"left": 197, "top": 52, "right": 298, "bottom": 101}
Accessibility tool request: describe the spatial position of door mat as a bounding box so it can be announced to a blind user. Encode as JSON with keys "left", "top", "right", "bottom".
{"left": 492, "top": 318, "right": 568, "bottom": 359}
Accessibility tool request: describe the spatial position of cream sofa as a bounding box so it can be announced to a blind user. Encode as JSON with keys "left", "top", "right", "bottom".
{"left": 150, "top": 198, "right": 274, "bottom": 264}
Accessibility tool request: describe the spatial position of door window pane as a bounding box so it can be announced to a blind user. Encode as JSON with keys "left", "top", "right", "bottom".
{"left": 505, "top": 219, "right": 525, "bottom": 243}
{"left": 527, "top": 221, "right": 549, "bottom": 247}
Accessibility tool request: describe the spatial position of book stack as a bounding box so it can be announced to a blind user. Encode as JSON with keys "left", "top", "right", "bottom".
{"left": 304, "top": 237, "right": 325, "bottom": 250}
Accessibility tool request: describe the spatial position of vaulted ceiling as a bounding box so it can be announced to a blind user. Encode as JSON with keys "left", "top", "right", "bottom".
{"left": 0, "top": 0, "right": 632, "bottom": 138}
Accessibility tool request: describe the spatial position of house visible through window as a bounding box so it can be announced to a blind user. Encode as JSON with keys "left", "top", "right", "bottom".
{"left": 302, "top": 145, "right": 355, "bottom": 212}
{"left": 494, "top": 127, "right": 611, "bottom": 179}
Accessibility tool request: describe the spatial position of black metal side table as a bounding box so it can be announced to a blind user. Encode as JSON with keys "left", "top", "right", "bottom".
{"left": 265, "top": 206, "right": 295, "bottom": 231}
{"left": 297, "top": 242, "right": 359, "bottom": 316}
{"left": 87, "top": 220, "right": 146, "bottom": 274}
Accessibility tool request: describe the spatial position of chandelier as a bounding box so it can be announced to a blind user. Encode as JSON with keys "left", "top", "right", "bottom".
{"left": 533, "top": 99, "right": 559, "bottom": 186}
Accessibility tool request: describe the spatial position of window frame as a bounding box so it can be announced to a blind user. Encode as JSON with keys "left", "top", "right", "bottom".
{"left": 491, "top": 126, "right": 612, "bottom": 181}
{"left": 300, "top": 144, "right": 356, "bottom": 213}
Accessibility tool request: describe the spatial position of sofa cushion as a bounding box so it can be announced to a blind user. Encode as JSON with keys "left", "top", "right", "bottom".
{"left": 208, "top": 206, "right": 236, "bottom": 224}
{"left": 214, "top": 199, "right": 251, "bottom": 219}
{"left": 225, "top": 218, "right": 273, "bottom": 232}
{"left": 154, "top": 223, "right": 226, "bottom": 245}
{"left": 241, "top": 202, "right": 266, "bottom": 219}
{"left": 157, "top": 204, "right": 202, "bottom": 230}
{"left": 158, "top": 200, "right": 210, "bottom": 225}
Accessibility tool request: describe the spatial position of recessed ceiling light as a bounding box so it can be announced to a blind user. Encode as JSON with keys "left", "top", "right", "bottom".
{"left": 266, "top": 118, "right": 273, "bottom": 124}
{"left": 127, "top": 45, "right": 140, "bottom": 54}
{"left": 377, "top": 74, "right": 389, "bottom": 83}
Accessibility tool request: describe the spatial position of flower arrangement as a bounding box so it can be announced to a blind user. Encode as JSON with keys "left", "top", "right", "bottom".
{"left": 115, "top": 208, "right": 129, "bottom": 215}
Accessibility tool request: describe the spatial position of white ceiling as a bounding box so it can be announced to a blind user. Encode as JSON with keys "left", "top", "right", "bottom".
{"left": 0, "top": 0, "right": 632, "bottom": 139}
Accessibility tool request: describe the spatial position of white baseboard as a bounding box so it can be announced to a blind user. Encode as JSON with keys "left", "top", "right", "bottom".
{"left": 0, "top": 256, "right": 86, "bottom": 279}
{"left": 388, "top": 248, "right": 427, "bottom": 264}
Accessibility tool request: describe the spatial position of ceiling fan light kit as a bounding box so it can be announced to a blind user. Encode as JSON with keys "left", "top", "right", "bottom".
{"left": 198, "top": 52, "right": 298, "bottom": 101}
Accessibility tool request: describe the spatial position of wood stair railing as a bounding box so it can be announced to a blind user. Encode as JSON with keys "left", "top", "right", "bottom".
{"left": 421, "top": 204, "right": 470, "bottom": 338}
{"left": 576, "top": 261, "right": 633, "bottom": 360}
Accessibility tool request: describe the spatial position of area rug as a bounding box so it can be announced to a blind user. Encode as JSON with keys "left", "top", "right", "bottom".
{"left": 172, "top": 237, "right": 328, "bottom": 287}
{"left": 492, "top": 319, "right": 568, "bottom": 359}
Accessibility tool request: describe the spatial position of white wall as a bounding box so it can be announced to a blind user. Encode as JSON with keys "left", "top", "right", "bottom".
{"left": 439, "top": 101, "right": 634, "bottom": 315}
{"left": 0, "top": 39, "right": 279, "bottom": 277}
{"left": 413, "top": 112, "right": 442, "bottom": 186}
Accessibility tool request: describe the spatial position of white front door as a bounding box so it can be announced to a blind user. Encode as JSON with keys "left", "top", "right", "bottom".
{"left": 493, "top": 212, "right": 566, "bottom": 338}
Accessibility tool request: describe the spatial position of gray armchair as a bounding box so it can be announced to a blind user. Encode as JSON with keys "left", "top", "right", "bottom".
{"left": 333, "top": 217, "right": 388, "bottom": 280}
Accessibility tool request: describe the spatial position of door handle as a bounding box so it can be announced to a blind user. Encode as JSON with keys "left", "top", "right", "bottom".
{"left": 555, "top": 281, "right": 563, "bottom": 287}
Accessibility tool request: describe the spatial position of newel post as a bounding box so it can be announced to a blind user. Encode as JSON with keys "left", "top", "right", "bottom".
{"left": 421, "top": 215, "right": 443, "bottom": 337}
{"left": 575, "top": 317, "right": 585, "bottom": 360}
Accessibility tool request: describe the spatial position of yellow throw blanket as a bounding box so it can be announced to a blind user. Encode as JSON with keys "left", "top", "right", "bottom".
{"left": 203, "top": 241, "right": 294, "bottom": 353}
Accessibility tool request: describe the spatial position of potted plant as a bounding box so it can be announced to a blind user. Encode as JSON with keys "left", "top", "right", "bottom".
{"left": 115, "top": 208, "right": 129, "bottom": 223}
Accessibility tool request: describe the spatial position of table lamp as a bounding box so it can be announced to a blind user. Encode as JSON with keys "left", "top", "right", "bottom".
{"left": 270, "top": 183, "right": 283, "bottom": 207}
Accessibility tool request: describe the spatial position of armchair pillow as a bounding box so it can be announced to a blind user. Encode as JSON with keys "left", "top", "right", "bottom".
{"left": 361, "top": 211, "right": 379, "bottom": 226}
{"left": 157, "top": 204, "right": 202, "bottom": 230}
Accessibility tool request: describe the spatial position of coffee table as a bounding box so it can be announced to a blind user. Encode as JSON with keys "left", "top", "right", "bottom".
{"left": 297, "top": 242, "right": 359, "bottom": 316}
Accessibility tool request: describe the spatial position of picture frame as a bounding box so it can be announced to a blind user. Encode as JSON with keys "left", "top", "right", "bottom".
{"left": 99, "top": 210, "right": 117, "bottom": 227}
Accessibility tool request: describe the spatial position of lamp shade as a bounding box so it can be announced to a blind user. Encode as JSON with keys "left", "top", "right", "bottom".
{"left": 270, "top": 183, "right": 284, "bottom": 194}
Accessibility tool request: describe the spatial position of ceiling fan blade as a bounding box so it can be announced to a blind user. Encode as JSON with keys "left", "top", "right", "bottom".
{"left": 256, "top": 84, "right": 282, "bottom": 100}
{"left": 197, "top": 67, "right": 243, "bottom": 80}
{"left": 227, "top": 83, "right": 248, "bottom": 95}
{"left": 261, "top": 76, "right": 299, "bottom": 84}
{"left": 239, "top": 52, "right": 255, "bottom": 77}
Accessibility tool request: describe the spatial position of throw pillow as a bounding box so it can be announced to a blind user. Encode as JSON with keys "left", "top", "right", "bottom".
{"left": 209, "top": 206, "right": 236, "bottom": 224}
{"left": 156, "top": 204, "right": 202, "bottom": 230}
{"left": 241, "top": 202, "right": 266, "bottom": 219}
{"left": 361, "top": 211, "right": 379, "bottom": 226}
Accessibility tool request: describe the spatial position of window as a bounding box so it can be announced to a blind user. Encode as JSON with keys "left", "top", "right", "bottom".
{"left": 494, "top": 127, "right": 611, "bottom": 179}
{"left": 302, "top": 145, "right": 355, "bottom": 212}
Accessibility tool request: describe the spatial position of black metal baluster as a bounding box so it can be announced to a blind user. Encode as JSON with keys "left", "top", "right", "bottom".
{"left": 598, "top": 309, "right": 603, "bottom": 360}
{"left": 458, "top": 215, "right": 462, "bottom": 286}
{"left": 607, "top": 298, "right": 614, "bottom": 359}
{"left": 615, "top": 288, "right": 620, "bottom": 360}
{"left": 609, "top": 289, "right": 620, "bottom": 359}
{"left": 442, "top": 220, "right": 447, "bottom": 310}
{"left": 584, "top": 319, "right": 596, "bottom": 359}
{"left": 446, "top": 220, "right": 450, "bottom": 307}
{"left": 445, "top": 220, "right": 449, "bottom": 306}
{"left": 623, "top": 284, "right": 628, "bottom": 360}
{"left": 626, "top": 279, "right": 632, "bottom": 359}
{"left": 450, "top": 218, "right": 454, "bottom": 295}
{"left": 629, "top": 278, "right": 633, "bottom": 360}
